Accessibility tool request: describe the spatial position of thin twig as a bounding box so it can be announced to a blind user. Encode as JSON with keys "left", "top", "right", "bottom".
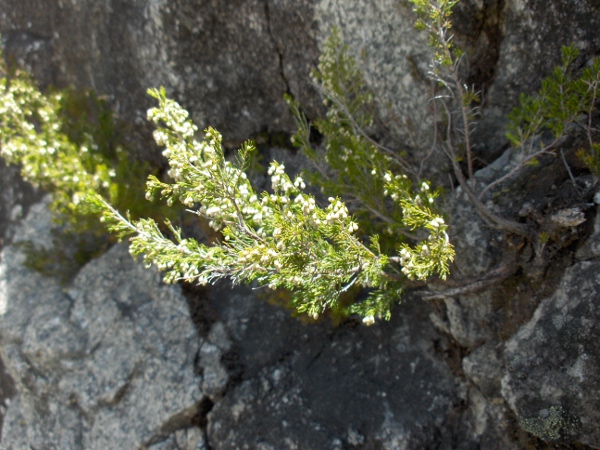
{"left": 451, "top": 154, "right": 534, "bottom": 238}
{"left": 560, "top": 148, "right": 579, "bottom": 190}
{"left": 477, "top": 137, "right": 561, "bottom": 200}
{"left": 415, "top": 261, "right": 517, "bottom": 300}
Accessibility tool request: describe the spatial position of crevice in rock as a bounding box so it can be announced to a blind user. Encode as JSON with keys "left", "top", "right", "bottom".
{"left": 264, "top": 0, "right": 292, "bottom": 97}
{"left": 454, "top": 0, "right": 506, "bottom": 102}
{"left": 219, "top": 346, "right": 244, "bottom": 393}
{"left": 192, "top": 397, "right": 215, "bottom": 450}
{"left": 0, "top": 356, "right": 16, "bottom": 439}
{"left": 180, "top": 282, "right": 218, "bottom": 339}
{"left": 191, "top": 397, "right": 215, "bottom": 432}
{"left": 18, "top": 352, "right": 49, "bottom": 393}
{"left": 142, "top": 400, "right": 210, "bottom": 448}
{"left": 178, "top": 282, "right": 239, "bottom": 449}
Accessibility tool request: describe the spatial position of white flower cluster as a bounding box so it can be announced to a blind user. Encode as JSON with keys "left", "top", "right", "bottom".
{"left": 339, "top": 145, "right": 352, "bottom": 162}
{"left": 197, "top": 159, "right": 265, "bottom": 230}
{"left": 397, "top": 217, "right": 451, "bottom": 280}
{"left": 147, "top": 94, "right": 198, "bottom": 140}
{"left": 295, "top": 193, "right": 316, "bottom": 215}
{"left": 399, "top": 247, "right": 413, "bottom": 268}
{"left": 268, "top": 163, "right": 293, "bottom": 193}
{"left": 325, "top": 197, "right": 359, "bottom": 232}
{"left": 238, "top": 244, "right": 280, "bottom": 269}
{"left": 429, "top": 217, "right": 445, "bottom": 229}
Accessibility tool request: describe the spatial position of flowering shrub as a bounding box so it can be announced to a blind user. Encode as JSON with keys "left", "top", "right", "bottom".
{"left": 0, "top": 63, "right": 115, "bottom": 224}
{"left": 3, "top": 0, "right": 599, "bottom": 322}
{"left": 0, "top": 52, "right": 167, "bottom": 232}
{"left": 87, "top": 84, "right": 454, "bottom": 323}
{"left": 1, "top": 21, "right": 456, "bottom": 324}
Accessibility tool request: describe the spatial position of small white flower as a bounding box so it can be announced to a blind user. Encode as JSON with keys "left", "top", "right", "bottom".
{"left": 362, "top": 315, "right": 375, "bottom": 326}
{"left": 430, "top": 217, "right": 445, "bottom": 228}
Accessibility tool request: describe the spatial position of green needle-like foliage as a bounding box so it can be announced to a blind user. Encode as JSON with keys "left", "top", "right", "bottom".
{"left": 0, "top": 61, "right": 114, "bottom": 224}
{"left": 0, "top": 26, "right": 455, "bottom": 323}
{"left": 410, "top": 0, "right": 461, "bottom": 67}
{"left": 0, "top": 49, "right": 168, "bottom": 232}
{"left": 288, "top": 30, "right": 447, "bottom": 253}
{"left": 507, "top": 45, "right": 600, "bottom": 173}
{"left": 88, "top": 86, "right": 454, "bottom": 323}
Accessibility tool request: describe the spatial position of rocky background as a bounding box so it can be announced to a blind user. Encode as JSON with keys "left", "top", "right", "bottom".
{"left": 1, "top": 0, "right": 600, "bottom": 448}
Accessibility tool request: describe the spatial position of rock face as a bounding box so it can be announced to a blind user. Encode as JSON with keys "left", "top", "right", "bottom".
{"left": 3, "top": 0, "right": 598, "bottom": 158}
{"left": 502, "top": 257, "right": 600, "bottom": 447}
{"left": 6, "top": 201, "right": 600, "bottom": 449}
{"left": 0, "top": 201, "right": 207, "bottom": 449}
{"left": 2, "top": 0, "right": 600, "bottom": 449}
{"left": 0, "top": 201, "right": 461, "bottom": 449}
{"left": 206, "top": 284, "right": 457, "bottom": 450}
{"left": 0, "top": 160, "right": 41, "bottom": 250}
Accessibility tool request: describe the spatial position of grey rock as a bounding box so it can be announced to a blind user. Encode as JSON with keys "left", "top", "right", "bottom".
{"left": 463, "top": 343, "right": 503, "bottom": 399}
{"left": 549, "top": 207, "right": 586, "bottom": 228}
{"left": 443, "top": 292, "right": 495, "bottom": 348}
{"left": 1, "top": 394, "right": 85, "bottom": 449}
{"left": 314, "top": 0, "right": 434, "bottom": 151}
{"left": 0, "top": 202, "right": 205, "bottom": 449}
{"left": 576, "top": 207, "right": 600, "bottom": 260}
{"left": 199, "top": 323, "right": 231, "bottom": 399}
{"left": 207, "top": 284, "right": 457, "bottom": 449}
{"left": 502, "top": 259, "right": 600, "bottom": 447}
{"left": 0, "top": 160, "right": 41, "bottom": 251}
{"left": 462, "top": 386, "right": 519, "bottom": 450}
{"left": 489, "top": 0, "right": 600, "bottom": 115}
{"left": 148, "top": 428, "right": 207, "bottom": 450}
{"left": 449, "top": 190, "right": 500, "bottom": 279}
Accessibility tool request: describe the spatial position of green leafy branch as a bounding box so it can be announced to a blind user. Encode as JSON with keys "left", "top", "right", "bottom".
{"left": 502, "top": 45, "right": 600, "bottom": 188}
{"left": 0, "top": 57, "right": 114, "bottom": 224}
{"left": 0, "top": 48, "right": 169, "bottom": 232}
{"left": 88, "top": 87, "right": 454, "bottom": 323}
{"left": 288, "top": 29, "right": 439, "bottom": 251}
{"left": 407, "top": 0, "right": 598, "bottom": 240}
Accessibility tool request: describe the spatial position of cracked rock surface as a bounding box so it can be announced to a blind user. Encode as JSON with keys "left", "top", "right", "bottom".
{"left": 0, "top": 201, "right": 206, "bottom": 449}
{"left": 206, "top": 284, "right": 457, "bottom": 449}
{"left": 502, "top": 256, "right": 600, "bottom": 447}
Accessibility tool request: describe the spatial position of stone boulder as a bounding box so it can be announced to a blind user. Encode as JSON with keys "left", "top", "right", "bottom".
{"left": 205, "top": 284, "right": 458, "bottom": 449}
{"left": 3, "top": 0, "right": 599, "bottom": 161}
{"left": 0, "top": 201, "right": 209, "bottom": 449}
{"left": 502, "top": 254, "right": 600, "bottom": 447}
